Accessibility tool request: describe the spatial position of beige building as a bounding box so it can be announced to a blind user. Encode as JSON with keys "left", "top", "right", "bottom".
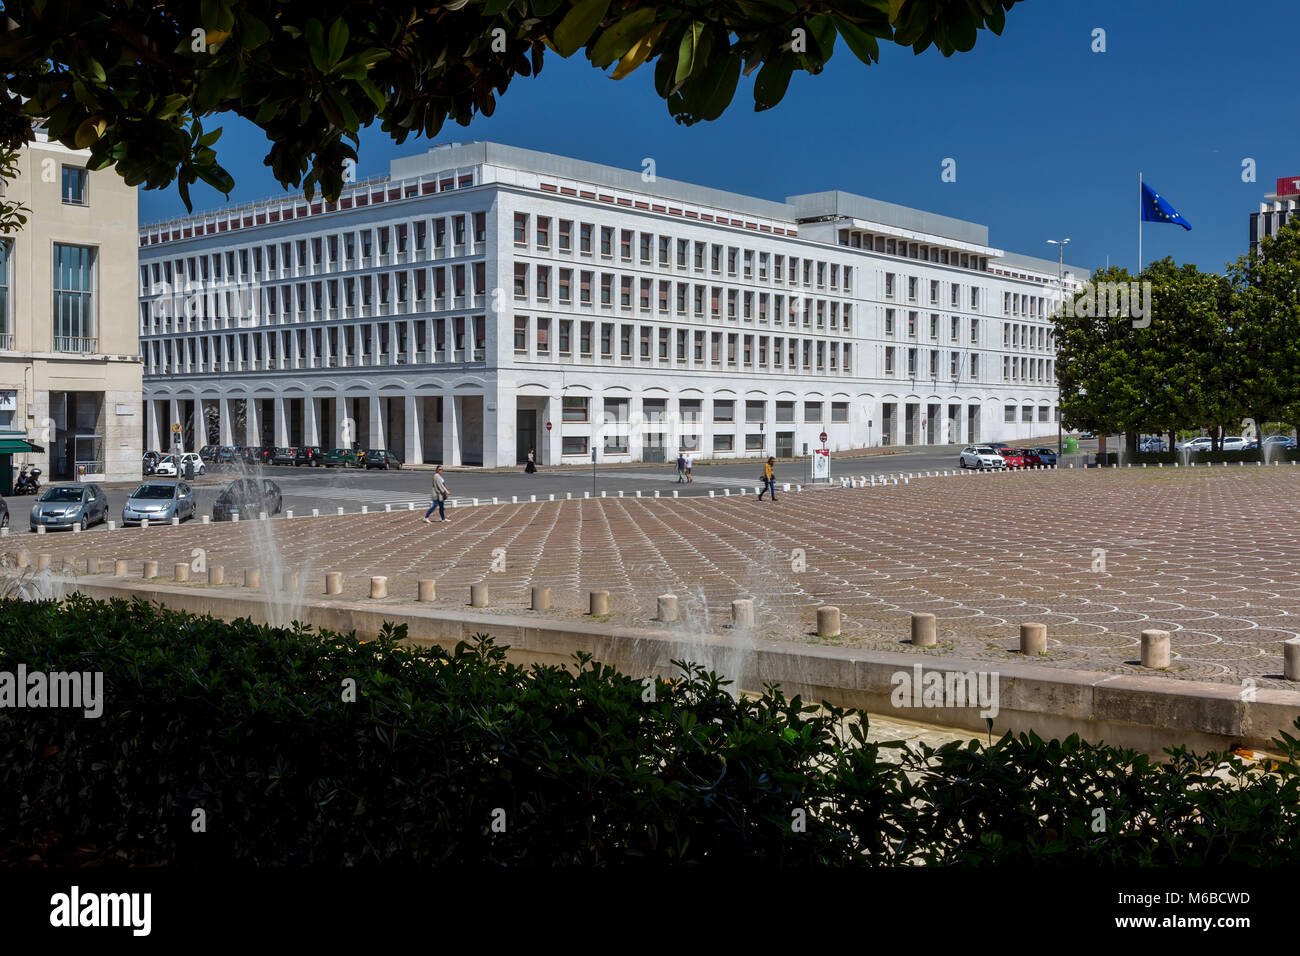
{"left": 1, "top": 127, "right": 142, "bottom": 490}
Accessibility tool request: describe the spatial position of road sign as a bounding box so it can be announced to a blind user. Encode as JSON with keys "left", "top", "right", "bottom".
{"left": 819, "top": 431, "right": 827, "bottom": 444}
{"left": 171, "top": 423, "right": 182, "bottom": 434}
{"left": 545, "top": 421, "right": 552, "bottom": 432}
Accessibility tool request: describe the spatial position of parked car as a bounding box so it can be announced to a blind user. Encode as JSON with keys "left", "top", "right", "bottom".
{"left": 212, "top": 478, "right": 283, "bottom": 522}
{"left": 29, "top": 483, "right": 109, "bottom": 531}
{"left": 959, "top": 445, "right": 1007, "bottom": 470}
{"left": 293, "top": 446, "right": 324, "bottom": 467}
{"left": 363, "top": 449, "right": 403, "bottom": 470}
{"left": 985, "top": 441, "right": 1011, "bottom": 450}
{"left": 154, "top": 452, "right": 205, "bottom": 477}
{"left": 198, "top": 445, "right": 219, "bottom": 462}
{"left": 998, "top": 448, "right": 1028, "bottom": 469}
{"left": 1220, "top": 436, "right": 1252, "bottom": 452}
{"left": 271, "top": 447, "right": 298, "bottom": 466}
{"left": 1263, "top": 435, "right": 1297, "bottom": 449}
{"left": 0, "top": 496, "right": 8, "bottom": 529}
{"left": 1078, "top": 431, "right": 1096, "bottom": 440}
{"left": 1138, "top": 436, "right": 1167, "bottom": 452}
{"left": 1176, "top": 436, "right": 1213, "bottom": 452}
{"left": 240, "top": 446, "right": 273, "bottom": 464}
{"left": 324, "top": 448, "right": 362, "bottom": 468}
{"left": 1028, "top": 447, "right": 1058, "bottom": 466}
{"left": 122, "top": 481, "right": 197, "bottom": 526}
{"left": 1021, "top": 449, "right": 1045, "bottom": 467}
{"left": 217, "top": 445, "right": 238, "bottom": 463}
{"left": 142, "top": 450, "right": 162, "bottom": 475}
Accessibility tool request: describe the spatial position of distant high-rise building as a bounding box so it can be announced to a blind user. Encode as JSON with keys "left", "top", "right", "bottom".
{"left": 1249, "top": 175, "right": 1300, "bottom": 254}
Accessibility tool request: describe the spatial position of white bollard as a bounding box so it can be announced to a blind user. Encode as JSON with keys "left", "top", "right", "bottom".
{"left": 312, "top": 509, "right": 319, "bottom": 517}
{"left": 337, "top": 507, "right": 344, "bottom": 515}
{"left": 201, "top": 515, "right": 210, "bottom": 524}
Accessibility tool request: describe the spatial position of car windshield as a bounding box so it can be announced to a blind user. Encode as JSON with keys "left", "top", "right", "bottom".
{"left": 131, "top": 484, "right": 176, "bottom": 500}
{"left": 219, "top": 482, "right": 257, "bottom": 500}
{"left": 40, "top": 487, "right": 84, "bottom": 502}
{"left": 159, "top": 455, "right": 176, "bottom": 464}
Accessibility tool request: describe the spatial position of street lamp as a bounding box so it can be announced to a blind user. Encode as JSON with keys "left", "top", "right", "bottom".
{"left": 1047, "top": 238, "right": 1069, "bottom": 459}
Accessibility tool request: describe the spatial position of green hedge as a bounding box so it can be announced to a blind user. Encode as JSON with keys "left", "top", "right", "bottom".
{"left": 1092, "top": 448, "right": 1300, "bottom": 466}
{"left": 2, "top": 596, "right": 1299, "bottom": 866}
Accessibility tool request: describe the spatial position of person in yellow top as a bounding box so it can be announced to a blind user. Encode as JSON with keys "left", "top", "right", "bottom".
{"left": 757, "top": 457, "right": 778, "bottom": 501}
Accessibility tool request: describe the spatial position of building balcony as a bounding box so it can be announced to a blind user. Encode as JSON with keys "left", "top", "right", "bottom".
{"left": 53, "top": 336, "right": 97, "bottom": 354}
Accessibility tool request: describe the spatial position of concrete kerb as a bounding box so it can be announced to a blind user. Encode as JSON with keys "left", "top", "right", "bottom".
{"left": 35, "top": 577, "right": 1300, "bottom": 756}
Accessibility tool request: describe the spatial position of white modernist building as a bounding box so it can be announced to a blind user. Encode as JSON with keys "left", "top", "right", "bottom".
{"left": 136, "top": 142, "right": 1085, "bottom": 467}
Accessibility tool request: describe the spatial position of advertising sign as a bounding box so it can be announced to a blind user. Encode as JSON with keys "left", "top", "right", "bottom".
{"left": 812, "top": 448, "right": 830, "bottom": 480}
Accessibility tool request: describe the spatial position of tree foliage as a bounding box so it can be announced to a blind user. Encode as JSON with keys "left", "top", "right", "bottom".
{"left": 0, "top": 0, "right": 1020, "bottom": 219}
{"left": 1056, "top": 224, "right": 1300, "bottom": 444}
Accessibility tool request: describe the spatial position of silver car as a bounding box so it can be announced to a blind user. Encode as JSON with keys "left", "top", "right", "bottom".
{"left": 29, "top": 483, "right": 109, "bottom": 531}
{"left": 123, "top": 481, "right": 197, "bottom": 526}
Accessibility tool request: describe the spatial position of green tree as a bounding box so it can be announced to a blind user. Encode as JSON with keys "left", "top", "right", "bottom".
{"left": 1226, "top": 220, "right": 1300, "bottom": 447}
{"left": 0, "top": 0, "right": 1020, "bottom": 223}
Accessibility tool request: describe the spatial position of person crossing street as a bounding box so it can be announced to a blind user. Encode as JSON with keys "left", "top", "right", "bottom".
{"left": 757, "top": 457, "right": 778, "bottom": 501}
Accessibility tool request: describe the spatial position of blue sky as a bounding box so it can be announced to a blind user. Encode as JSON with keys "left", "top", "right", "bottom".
{"left": 139, "top": 0, "right": 1297, "bottom": 277}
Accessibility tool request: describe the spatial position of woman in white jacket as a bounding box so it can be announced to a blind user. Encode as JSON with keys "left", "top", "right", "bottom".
{"left": 423, "top": 466, "right": 451, "bottom": 523}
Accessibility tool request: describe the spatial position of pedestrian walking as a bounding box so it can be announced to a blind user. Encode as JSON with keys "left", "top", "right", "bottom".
{"left": 423, "top": 465, "right": 451, "bottom": 523}
{"left": 676, "top": 451, "right": 686, "bottom": 483}
{"left": 524, "top": 449, "right": 537, "bottom": 475}
{"left": 684, "top": 452, "right": 693, "bottom": 483}
{"left": 757, "top": 457, "right": 778, "bottom": 501}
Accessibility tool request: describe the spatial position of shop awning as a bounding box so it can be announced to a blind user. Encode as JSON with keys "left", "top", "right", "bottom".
{"left": 0, "top": 439, "right": 43, "bottom": 453}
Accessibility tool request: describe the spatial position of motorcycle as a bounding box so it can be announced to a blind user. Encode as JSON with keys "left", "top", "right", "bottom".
{"left": 14, "top": 464, "right": 42, "bottom": 496}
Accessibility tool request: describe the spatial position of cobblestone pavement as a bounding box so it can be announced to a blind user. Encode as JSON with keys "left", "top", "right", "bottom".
{"left": 6, "top": 465, "right": 1300, "bottom": 689}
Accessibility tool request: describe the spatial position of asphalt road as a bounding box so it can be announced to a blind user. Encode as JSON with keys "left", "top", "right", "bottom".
{"left": 1, "top": 441, "right": 1089, "bottom": 538}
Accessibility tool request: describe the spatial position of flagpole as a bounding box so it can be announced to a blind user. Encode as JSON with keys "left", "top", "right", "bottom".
{"left": 1138, "top": 171, "right": 1142, "bottom": 273}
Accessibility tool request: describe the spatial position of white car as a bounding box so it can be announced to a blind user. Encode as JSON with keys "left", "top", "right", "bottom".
{"left": 959, "top": 445, "right": 1007, "bottom": 470}
{"left": 153, "top": 452, "right": 205, "bottom": 477}
{"left": 1220, "top": 436, "right": 1251, "bottom": 452}
{"left": 1138, "top": 436, "right": 1167, "bottom": 452}
{"left": 1175, "top": 436, "right": 1213, "bottom": 452}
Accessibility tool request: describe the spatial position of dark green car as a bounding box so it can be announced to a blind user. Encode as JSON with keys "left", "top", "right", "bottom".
{"left": 324, "top": 448, "right": 362, "bottom": 468}
{"left": 364, "top": 449, "right": 403, "bottom": 470}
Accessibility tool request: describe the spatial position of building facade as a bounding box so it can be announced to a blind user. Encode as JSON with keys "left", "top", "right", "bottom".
{"left": 1, "top": 128, "right": 143, "bottom": 486}
{"left": 137, "top": 142, "right": 1082, "bottom": 467}
{"left": 1249, "top": 175, "right": 1300, "bottom": 254}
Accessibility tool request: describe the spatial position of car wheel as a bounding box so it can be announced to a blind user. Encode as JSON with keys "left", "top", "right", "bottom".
{"left": 0, "top": 513, "right": 8, "bottom": 528}
{"left": 80, "top": 515, "right": 87, "bottom": 531}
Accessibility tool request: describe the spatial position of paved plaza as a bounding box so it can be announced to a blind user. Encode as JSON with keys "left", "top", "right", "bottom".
{"left": 6, "top": 465, "right": 1300, "bottom": 689}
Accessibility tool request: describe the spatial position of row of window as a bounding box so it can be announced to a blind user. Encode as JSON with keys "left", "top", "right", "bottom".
{"left": 514, "top": 315, "right": 854, "bottom": 374}
{"left": 140, "top": 212, "right": 489, "bottom": 293}
{"left": 1005, "top": 404, "right": 1056, "bottom": 423}
{"left": 142, "top": 316, "right": 487, "bottom": 377}
{"left": 882, "top": 272, "right": 982, "bottom": 311}
{"left": 558, "top": 396, "right": 850, "bottom": 424}
{"left": 513, "top": 213, "right": 853, "bottom": 292}
{"left": 0, "top": 239, "right": 98, "bottom": 352}
{"left": 838, "top": 228, "right": 990, "bottom": 273}
{"left": 1002, "top": 322, "right": 1054, "bottom": 351}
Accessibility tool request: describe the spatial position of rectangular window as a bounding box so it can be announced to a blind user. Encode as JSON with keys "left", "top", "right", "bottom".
{"left": 52, "top": 243, "right": 97, "bottom": 351}
{"left": 558, "top": 220, "right": 571, "bottom": 251}
{"left": 713, "top": 433, "right": 734, "bottom": 452}
{"left": 1004, "top": 404, "right": 1016, "bottom": 423}
{"left": 536, "top": 317, "right": 550, "bottom": 354}
{"left": 745, "top": 400, "right": 765, "bottom": 423}
{"left": 558, "top": 319, "right": 571, "bottom": 354}
{"left": 831, "top": 402, "right": 848, "bottom": 423}
{"left": 562, "top": 396, "right": 588, "bottom": 422}
{"left": 514, "top": 315, "right": 528, "bottom": 353}
{"left": 1023, "top": 405, "right": 1034, "bottom": 423}
{"left": 562, "top": 436, "right": 589, "bottom": 456}
{"left": 536, "top": 216, "right": 550, "bottom": 248}
{"left": 474, "top": 211, "right": 486, "bottom": 242}
{"left": 513, "top": 213, "right": 528, "bottom": 245}
{"left": 61, "top": 166, "right": 88, "bottom": 205}
{"left": 713, "top": 400, "right": 734, "bottom": 423}
{"left": 580, "top": 223, "right": 592, "bottom": 253}
{"left": 804, "top": 402, "right": 822, "bottom": 423}
{"left": 0, "top": 239, "right": 11, "bottom": 343}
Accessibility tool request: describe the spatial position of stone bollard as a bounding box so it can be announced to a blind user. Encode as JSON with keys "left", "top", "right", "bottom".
{"left": 589, "top": 590, "right": 610, "bottom": 616}
{"left": 140, "top": 518, "right": 148, "bottom": 529}
{"left": 531, "top": 586, "right": 551, "bottom": 611}
{"left": 818, "top": 605, "right": 841, "bottom": 638}
{"left": 260, "top": 511, "right": 268, "bottom": 520}
{"left": 201, "top": 515, "right": 210, "bottom": 524}
{"left": 232, "top": 514, "right": 240, "bottom": 523}
{"left": 171, "top": 516, "right": 180, "bottom": 526}
{"left": 286, "top": 510, "right": 293, "bottom": 520}
{"left": 337, "top": 507, "right": 345, "bottom": 516}
{"left": 731, "top": 599, "right": 755, "bottom": 630}
{"left": 911, "top": 612, "right": 937, "bottom": 647}
{"left": 369, "top": 576, "right": 388, "bottom": 599}
{"left": 1020, "top": 622, "right": 1047, "bottom": 655}
{"left": 8, "top": 551, "right": 23, "bottom": 570}
{"left": 208, "top": 565, "right": 225, "bottom": 586}
{"left": 72, "top": 523, "right": 81, "bottom": 534}
{"left": 36, "top": 553, "right": 51, "bottom": 571}
{"left": 385, "top": 504, "right": 392, "bottom": 512}
{"left": 324, "top": 572, "right": 343, "bottom": 595}
{"left": 1283, "top": 638, "right": 1300, "bottom": 681}
{"left": 657, "top": 594, "right": 680, "bottom": 623}
{"left": 85, "top": 556, "right": 101, "bottom": 574}
{"left": 1140, "top": 629, "right": 1171, "bottom": 668}
{"left": 244, "top": 568, "right": 261, "bottom": 588}
{"left": 470, "top": 582, "right": 489, "bottom": 607}
{"left": 282, "top": 571, "right": 300, "bottom": 592}
{"left": 36, "top": 525, "right": 46, "bottom": 535}
{"left": 174, "top": 563, "right": 190, "bottom": 582}
{"left": 142, "top": 560, "right": 158, "bottom": 579}
{"left": 417, "top": 579, "right": 437, "bottom": 602}
{"left": 312, "top": 509, "right": 320, "bottom": 517}
{"left": 114, "top": 559, "right": 128, "bottom": 576}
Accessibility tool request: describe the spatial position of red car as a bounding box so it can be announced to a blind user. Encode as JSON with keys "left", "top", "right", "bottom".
{"left": 998, "top": 448, "right": 1027, "bottom": 469}
{"left": 1020, "top": 449, "right": 1045, "bottom": 467}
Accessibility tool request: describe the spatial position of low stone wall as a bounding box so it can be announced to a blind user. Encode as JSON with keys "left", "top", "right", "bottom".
{"left": 41, "top": 576, "right": 1300, "bottom": 757}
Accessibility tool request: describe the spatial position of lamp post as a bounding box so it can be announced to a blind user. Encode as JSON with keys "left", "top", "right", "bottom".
{"left": 1047, "top": 238, "right": 1070, "bottom": 459}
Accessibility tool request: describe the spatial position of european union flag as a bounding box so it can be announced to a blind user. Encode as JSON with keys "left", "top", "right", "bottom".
{"left": 1141, "top": 182, "right": 1191, "bottom": 230}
